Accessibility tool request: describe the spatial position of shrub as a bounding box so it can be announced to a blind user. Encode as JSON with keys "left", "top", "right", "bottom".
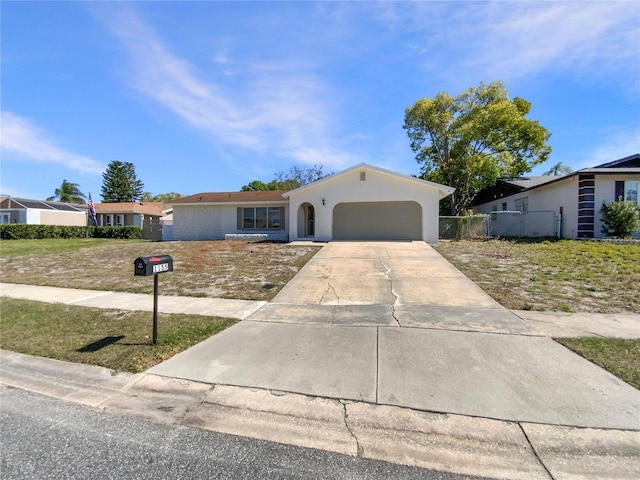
{"left": 600, "top": 198, "right": 640, "bottom": 238}
{"left": 0, "top": 224, "right": 143, "bottom": 240}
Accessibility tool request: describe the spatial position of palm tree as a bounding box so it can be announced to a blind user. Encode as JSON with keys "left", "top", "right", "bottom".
{"left": 47, "top": 180, "right": 86, "bottom": 204}
{"left": 543, "top": 162, "right": 573, "bottom": 176}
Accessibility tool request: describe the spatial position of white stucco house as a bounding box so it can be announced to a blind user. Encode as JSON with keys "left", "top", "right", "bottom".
{"left": 172, "top": 163, "right": 455, "bottom": 243}
{"left": 472, "top": 154, "right": 640, "bottom": 239}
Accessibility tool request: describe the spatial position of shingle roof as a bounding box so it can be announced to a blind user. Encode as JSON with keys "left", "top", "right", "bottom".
{"left": 173, "top": 191, "right": 288, "bottom": 204}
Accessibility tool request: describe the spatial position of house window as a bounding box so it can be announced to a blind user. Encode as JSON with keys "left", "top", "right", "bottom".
{"left": 0, "top": 214, "right": 9, "bottom": 224}
{"left": 625, "top": 181, "right": 639, "bottom": 205}
{"left": 104, "top": 214, "right": 112, "bottom": 226}
{"left": 501, "top": 202, "right": 507, "bottom": 211}
{"left": 514, "top": 197, "right": 529, "bottom": 213}
{"left": 360, "top": 172, "right": 366, "bottom": 181}
{"left": 242, "top": 207, "right": 283, "bottom": 230}
{"left": 115, "top": 214, "right": 123, "bottom": 226}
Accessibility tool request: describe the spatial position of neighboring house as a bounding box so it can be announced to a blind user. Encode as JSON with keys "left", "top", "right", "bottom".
{"left": 172, "top": 163, "right": 455, "bottom": 243}
{"left": 94, "top": 202, "right": 170, "bottom": 240}
{"left": 0, "top": 197, "right": 87, "bottom": 226}
{"left": 472, "top": 154, "right": 640, "bottom": 239}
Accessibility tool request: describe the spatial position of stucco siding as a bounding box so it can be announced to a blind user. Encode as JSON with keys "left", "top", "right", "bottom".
{"left": 287, "top": 167, "right": 444, "bottom": 243}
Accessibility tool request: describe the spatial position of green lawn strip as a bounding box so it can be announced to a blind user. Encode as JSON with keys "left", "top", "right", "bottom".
{"left": 0, "top": 298, "right": 237, "bottom": 373}
{"left": 554, "top": 337, "right": 640, "bottom": 389}
{"left": 0, "top": 238, "right": 147, "bottom": 256}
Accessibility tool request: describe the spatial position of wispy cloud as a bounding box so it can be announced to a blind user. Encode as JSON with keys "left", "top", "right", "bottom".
{"left": 0, "top": 112, "right": 104, "bottom": 174}
{"left": 91, "top": 5, "right": 358, "bottom": 171}
{"left": 380, "top": 1, "right": 639, "bottom": 88}
{"left": 470, "top": 2, "right": 639, "bottom": 81}
{"left": 579, "top": 124, "right": 640, "bottom": 168}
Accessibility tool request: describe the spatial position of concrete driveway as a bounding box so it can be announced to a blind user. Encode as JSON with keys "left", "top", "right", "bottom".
{"left": 150, "top": 241, "right": 640, "bottom": 430}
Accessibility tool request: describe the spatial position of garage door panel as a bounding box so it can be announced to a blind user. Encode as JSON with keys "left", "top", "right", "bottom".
{"left": 333, "top": 202, "right": 421, "bottom": 240}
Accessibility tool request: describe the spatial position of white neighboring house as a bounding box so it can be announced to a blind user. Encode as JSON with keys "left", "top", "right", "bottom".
{"left": 472, "top": 154, "right": 640, "bottom": 239}
{"left": 172, "top": 163, "right": 455, "bottom": 243}
{"left": 0, "top": 197, "right": 87, "bottom": 226}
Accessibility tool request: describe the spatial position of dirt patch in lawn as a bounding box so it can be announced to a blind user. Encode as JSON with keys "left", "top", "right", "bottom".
{"left": 433, "top": 239, "right": 640, "bottom": 313}
{"left": 0, "top": 240, "right": 321, "bottom": 301}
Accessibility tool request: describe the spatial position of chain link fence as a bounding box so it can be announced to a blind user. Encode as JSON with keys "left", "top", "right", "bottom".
{"left": 439, "top": 211, "right": 558, "bottom": 240}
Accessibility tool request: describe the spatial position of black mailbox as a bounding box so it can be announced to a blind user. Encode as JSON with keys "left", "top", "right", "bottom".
{"left": 134, "top": 255, "right": 173, "bottom": 276}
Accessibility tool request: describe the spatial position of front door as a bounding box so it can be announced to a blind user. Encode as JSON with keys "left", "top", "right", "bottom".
{"left": 306, "top": 205, "right": 315, "bottom": 237}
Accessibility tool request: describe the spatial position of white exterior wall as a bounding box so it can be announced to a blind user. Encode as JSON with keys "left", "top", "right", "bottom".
{"left": 593, "top": 173, "right": 640, "bottom": 238}
{"left": 287, "top": 167, "right": 443, "bottom": 243}
{"left": 173, "top": 204, "right": 289, "bottom": 241}
{"left": 474, "top": 172, "right": 640, "bottom": 239}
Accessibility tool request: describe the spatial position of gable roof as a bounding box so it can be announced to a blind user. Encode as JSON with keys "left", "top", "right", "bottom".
{"left": 282, "top": 163, "right": 455, "bottom": 199}
{"left": 173, "top": 191, "right": 288, "bottom": 205}
{"left": 0, "top": 197, "right": 86, "bottom": 212}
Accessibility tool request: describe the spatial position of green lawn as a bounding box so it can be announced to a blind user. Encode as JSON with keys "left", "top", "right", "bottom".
{"left": 0, "top": 298, "right": 237, "bottom": 373}
{"left": 555, "top": 337, "right": 640, "bottom": 389}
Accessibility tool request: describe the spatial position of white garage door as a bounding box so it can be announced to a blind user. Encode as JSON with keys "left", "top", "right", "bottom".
{"left": 333, "top": 201, "right": 422, "bottom": 240}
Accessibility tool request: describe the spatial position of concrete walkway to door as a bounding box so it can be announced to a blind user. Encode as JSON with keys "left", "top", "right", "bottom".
{"left": 149, "top": 241, "right": 640, "bottom": 431}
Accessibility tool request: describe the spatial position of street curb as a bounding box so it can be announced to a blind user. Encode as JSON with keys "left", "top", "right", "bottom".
{"left": 1, "top": 350, "right": 638, "bottom": 480}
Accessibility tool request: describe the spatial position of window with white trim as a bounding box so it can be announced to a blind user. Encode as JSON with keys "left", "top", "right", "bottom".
{"left": 625, "top": 181, "right": 638, "bottom": 205}
{"left": 241, "top": 207, "right": 283, "bottom": 230}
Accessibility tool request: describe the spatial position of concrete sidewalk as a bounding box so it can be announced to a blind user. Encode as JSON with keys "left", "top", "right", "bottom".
{"left": 0, "top": 282, "right": 265, "bottom": 320}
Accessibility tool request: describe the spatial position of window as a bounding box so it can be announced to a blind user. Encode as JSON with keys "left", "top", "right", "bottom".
{"left": 115, "top": 214, "right": 123, "bottom": 226}
{"left": 104, "top": 214, "right": 112, "bottom": 226}
{"left": 625, "top": 181, "right": 639, "bottom": 205}
{"left": 514, "top": 197, "right": 529, "bottom": 213}
{"left": 501, "top": 202, "right": 507, "bottom": 211}
{"left": 360, "top": 172, "right": 366, "bottom": 181}
{"left": 0, "top": 214, "right": 9, "bottom": 224}
{"left": 241, "top": 207, "right": 283, "bottom": 230}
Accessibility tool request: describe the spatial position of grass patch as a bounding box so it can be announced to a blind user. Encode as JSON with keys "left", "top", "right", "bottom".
{"left": 555, "top": 337, "right": 640, "bottom": 389}
{"left": 0, "top": 239, "right": 321, "bottom": 301}
{"left": 0, "top": 298, "right": 237, "bottom": 372}
{"left": 434, "top": 239, "right": 640, "bottom": 313}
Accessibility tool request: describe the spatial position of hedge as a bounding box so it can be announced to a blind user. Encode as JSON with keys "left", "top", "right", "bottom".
{"left": 0, "top": 224, "right": 143, "bottom": 240}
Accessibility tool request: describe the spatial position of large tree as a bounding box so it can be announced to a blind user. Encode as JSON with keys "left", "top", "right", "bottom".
{"left": 240, "top": 164, "right": 326, "bottom": 191}
{"left": 46, "top": 179, "right": 86, "bottom": 204}
{"left": 140, "top": 191, "right": 183, "bottom": 202}
{"left": 403, "top": 81, "right": 551, "bottom": 215}
{"left": 100, "top": 161, "right": 144, "bottom": 202}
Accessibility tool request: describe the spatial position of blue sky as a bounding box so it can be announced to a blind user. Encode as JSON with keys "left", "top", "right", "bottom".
{"left": 2, "top": 1, "right": 639, "bottom": 202}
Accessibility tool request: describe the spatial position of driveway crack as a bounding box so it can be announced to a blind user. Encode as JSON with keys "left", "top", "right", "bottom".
{"left": 379, "top": 259, "right": 401, "bottom": 326}
{"left": 321, "top": 278, "right": 339, "bottom": 305}
{"left": 341, "top": 401, "right": 364, "bottom": 457}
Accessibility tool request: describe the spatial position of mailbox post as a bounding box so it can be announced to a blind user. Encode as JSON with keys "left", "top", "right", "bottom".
{"left": 134, "top": 255, "right": 173, "bottom": 344}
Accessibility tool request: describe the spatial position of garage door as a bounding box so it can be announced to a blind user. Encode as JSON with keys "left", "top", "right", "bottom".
{"left": 333, "top": 201, "right": 422, "bottom": 240}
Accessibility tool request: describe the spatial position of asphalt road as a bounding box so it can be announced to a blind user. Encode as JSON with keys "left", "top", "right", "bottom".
{"left": 0, "top": 386, "right": 489, "bottom": 480}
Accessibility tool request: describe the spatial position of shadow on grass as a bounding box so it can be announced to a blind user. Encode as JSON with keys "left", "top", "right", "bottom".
{"left": 77, "top": 335, "right": 125, "bottom": 352}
